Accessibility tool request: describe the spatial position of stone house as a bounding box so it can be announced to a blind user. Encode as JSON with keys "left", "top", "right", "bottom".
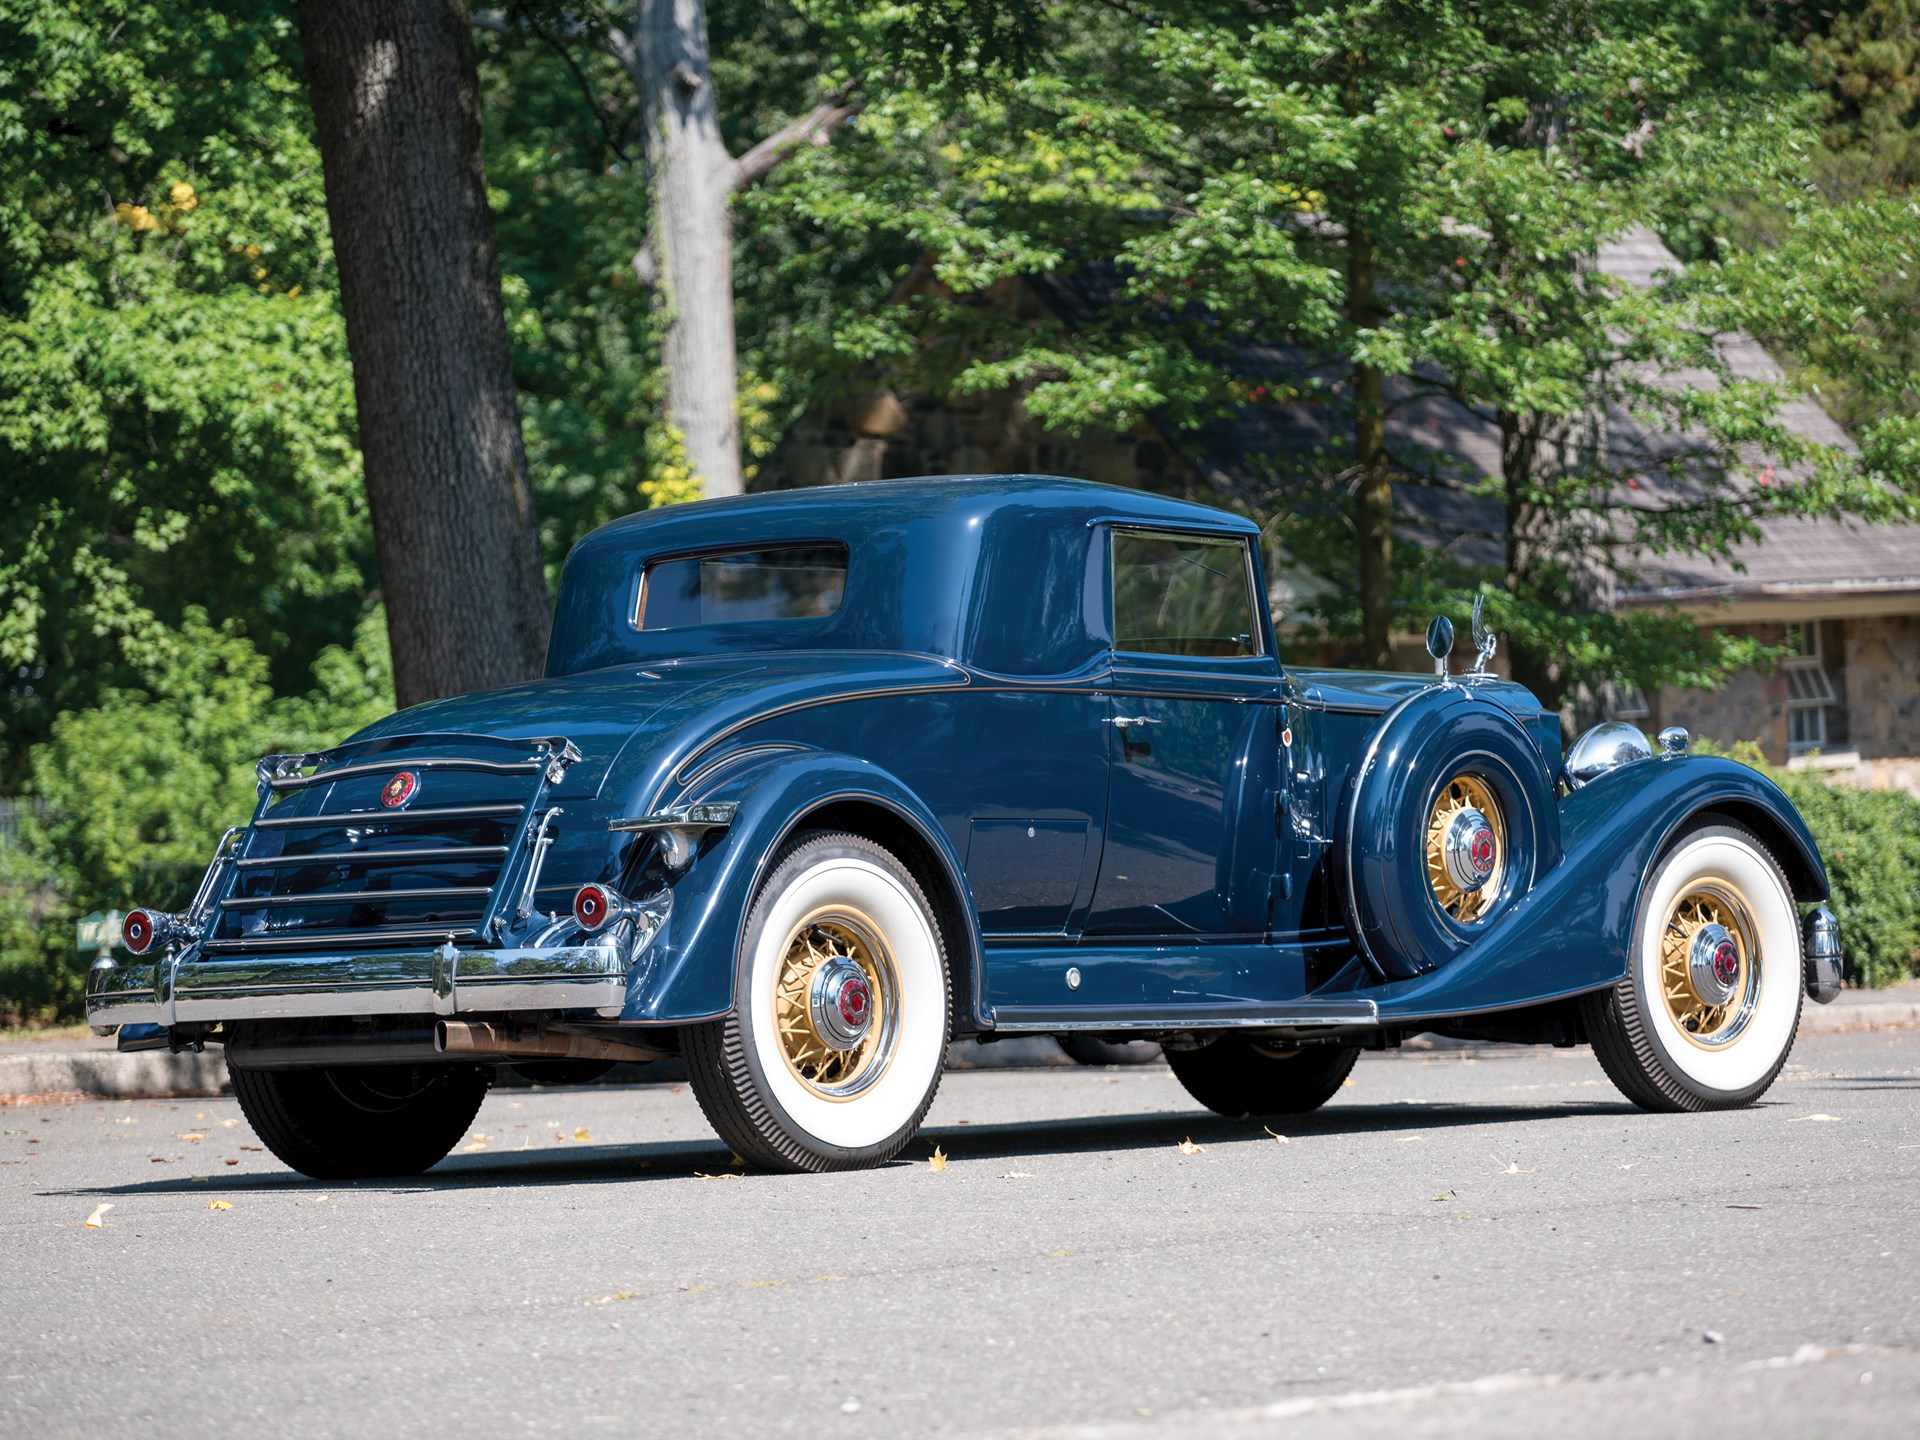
{"left": 758, "top": 235, "right": 1919, "bottom": 784}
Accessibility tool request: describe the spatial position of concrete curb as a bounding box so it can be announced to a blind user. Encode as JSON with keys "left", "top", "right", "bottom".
{"left": 3, "top": 1009, "right": 1910, "bottom": 1103}
{"left": 0, "top": 1035, "right": 1077, "bottom": 1103}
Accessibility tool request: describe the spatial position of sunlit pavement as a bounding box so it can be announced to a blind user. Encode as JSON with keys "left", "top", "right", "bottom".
{"left": 4, "top": 1029, "right": 1916, "bottom": 1438}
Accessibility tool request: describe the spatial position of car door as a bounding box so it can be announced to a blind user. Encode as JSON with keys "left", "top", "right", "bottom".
{"left": 1085, "top": 526, "right": 1286, "bottom": 938}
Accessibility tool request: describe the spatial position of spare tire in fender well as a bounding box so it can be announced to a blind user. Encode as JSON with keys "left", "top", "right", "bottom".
{"left": 1339, "top": 687, "right": 1561, "bottom": 981}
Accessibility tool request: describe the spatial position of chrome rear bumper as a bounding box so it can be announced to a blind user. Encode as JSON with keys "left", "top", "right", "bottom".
{"left": 86, "top": 936, "right": 633, "bottom": 1032}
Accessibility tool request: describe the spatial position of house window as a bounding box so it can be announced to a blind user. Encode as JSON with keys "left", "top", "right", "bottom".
{"left": 1782, "top": 623, "right": 1837, "bottom": 756}
{"left": 1611, "top": 684, "right": 1650, "bottom": 721}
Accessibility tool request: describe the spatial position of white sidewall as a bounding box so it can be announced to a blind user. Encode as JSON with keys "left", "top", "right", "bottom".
{"left": 745, "top": 855, "right": 945, "bottom": 1150}
{"left": 1634, "top": 833, "right": 1800, "bottom": 1092}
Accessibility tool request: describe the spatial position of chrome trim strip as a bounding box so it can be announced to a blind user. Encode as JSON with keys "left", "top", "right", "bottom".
{"left": 233, "top": 845, "right": 509, "bottom": 871}
{"left": 267, "top": 756, "right": 548, "bottom": 790}
{"left": 201, "top": 926, "right": 480, "bottom": 950}
{"left": 991, "top": 999, "right": 1379, "bottom": 1032}
{"left": 221, "top": 887, "right": 492, "bottom": 910}
{"left": 252, "top": 803, "right": 524, "bottom": 830}
{"left": 658, "top": 671, "right": 971, "bottom": 799}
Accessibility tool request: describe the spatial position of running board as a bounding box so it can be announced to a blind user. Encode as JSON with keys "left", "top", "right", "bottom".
{"left": 989, "top": 998, "right": 1379, "bottom": 1032}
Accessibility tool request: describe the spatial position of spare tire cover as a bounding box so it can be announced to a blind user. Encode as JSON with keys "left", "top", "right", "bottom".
{"left": 1339, "top": 687, "right": 1558, "bottom": 980}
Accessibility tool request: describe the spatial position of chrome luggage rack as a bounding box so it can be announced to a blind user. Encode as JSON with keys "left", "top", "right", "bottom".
{"left": 188, "top": 732, "right": 583, "bottom": 954}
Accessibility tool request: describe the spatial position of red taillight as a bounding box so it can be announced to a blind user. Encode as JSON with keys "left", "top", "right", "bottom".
{"left": 123, "top": 909, "right": 158, "bottom": 955}
{"left": 573, "top": 884, "right": 613, "bottom": 931}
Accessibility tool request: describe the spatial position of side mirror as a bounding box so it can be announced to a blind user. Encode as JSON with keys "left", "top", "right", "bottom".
{"left": 1426, "top": 615, "right": 1455, "bottom": 678}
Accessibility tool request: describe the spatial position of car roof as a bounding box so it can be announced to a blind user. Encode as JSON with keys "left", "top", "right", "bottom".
{"left": 547, "top": 476, "right": 1261, "bottom": 677}
{"left": 579, "top": 474, "right": 1259, "bottom": 547}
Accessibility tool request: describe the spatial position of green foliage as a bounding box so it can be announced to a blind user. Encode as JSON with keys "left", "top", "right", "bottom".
{"left": 767, "top": 0, "right": 1890, "bottom": 710}
{"left": 0, "top": 0, "right": 375, "bottom": 781}
{"left": 1704, "top": 742, "right": 1920, "bottom": 988}
{"left": 0, "top": 608, "right": 391, "bottom": 1022}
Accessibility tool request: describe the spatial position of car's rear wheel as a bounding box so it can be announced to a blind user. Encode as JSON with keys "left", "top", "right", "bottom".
{"left": 1580, "top": 823, "right": 1803, "bottom": 1111}
{"left": 1165, "top": 1037, "right": 1359, "bottom": 1117}
{"left": 228, "top": 1060, "right": 490, "bottom": 1179}
{"left": 683, "top": 831, "right": 950, "bottom": 1172}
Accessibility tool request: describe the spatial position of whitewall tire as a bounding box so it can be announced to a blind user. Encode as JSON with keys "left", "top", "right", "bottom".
{"left": 683, "top": 831, "right": 950, "bottom": 1171}
{"left": 1581, "top": 823, "right": 1804, "bottom": 1111}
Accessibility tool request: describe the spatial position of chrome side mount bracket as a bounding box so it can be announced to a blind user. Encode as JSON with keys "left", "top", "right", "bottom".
{"left": 608, "top": 802, "right": 739, "bottom": 871}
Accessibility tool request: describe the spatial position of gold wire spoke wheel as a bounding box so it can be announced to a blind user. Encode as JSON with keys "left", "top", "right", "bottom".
{"left": 1658, "top": 884, "right": 1760, "bottom": 1048}
{"left": 1424, "top": 772, "right": 1505, "bottom": 923}
{"left": 771, "top": 907, "right": 898, "bottom": 1101}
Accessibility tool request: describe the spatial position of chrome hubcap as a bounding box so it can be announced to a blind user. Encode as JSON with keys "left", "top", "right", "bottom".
{"left": 1442, "top": 809, "right": 1499, "bottom": 894}
{"left": 809, "top": 956, "right": 874, "bottom": 1051}
{"left": 1687, "top": 922, "right": 1741, "bottom": 1009}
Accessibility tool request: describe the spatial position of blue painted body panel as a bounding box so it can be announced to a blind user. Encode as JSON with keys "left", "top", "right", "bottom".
{"left": 226, "top": 475, "right": 1826, "bottom": 1036}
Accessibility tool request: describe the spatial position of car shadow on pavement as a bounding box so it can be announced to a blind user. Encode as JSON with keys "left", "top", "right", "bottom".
{"left": 40, "top": 1096, "right": 1641, "bottom": 1199}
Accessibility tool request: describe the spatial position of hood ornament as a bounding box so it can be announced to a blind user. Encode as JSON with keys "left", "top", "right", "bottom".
{"left": 1468, "top": 595, "right": 1497, "bottom": 677}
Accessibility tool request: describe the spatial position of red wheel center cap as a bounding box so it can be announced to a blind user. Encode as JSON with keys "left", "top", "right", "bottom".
{"left": 837, "top": 976, "right": 870, "bottom": 1026}
{"left": 1468, "top": 828, "right": 1496, "bottom": 876}
{"left": 1711, "top": 939, "right": 1740, "bottom": 986}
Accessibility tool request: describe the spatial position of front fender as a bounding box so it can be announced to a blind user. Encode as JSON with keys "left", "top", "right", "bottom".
{"left": 1365, "top": 754, "right": 1828, "bottom": 1025}
{"left": 618, "top": 752, "right": 981, "bottom": 1025}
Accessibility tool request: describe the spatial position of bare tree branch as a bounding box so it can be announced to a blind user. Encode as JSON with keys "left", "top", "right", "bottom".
{"left": 733, "top": 91, "right": 863, "bottom": 190}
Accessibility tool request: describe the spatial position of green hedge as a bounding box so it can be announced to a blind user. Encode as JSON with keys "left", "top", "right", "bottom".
{"left": 1763, "top": 767, "right": 1920, "bottom": 989}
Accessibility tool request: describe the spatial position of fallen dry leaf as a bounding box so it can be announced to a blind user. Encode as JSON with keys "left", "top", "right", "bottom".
{"left": 1177, "top": 1137, "right": 1204, "bottom": 1155}
{"left": 1788, "top": 1113, "right": 1841, "bottom": 1123}
{"left": 1499, "top": 1162, "right": 1534, "bottom": 1175}
{"left": 1726, "top": 1202, "right": 1764, "bottom": 1210}
{"left": 1341, "top": 1077, "right": 1355, "bottom": 1087}
{"left": 84, "top": 1203, "right": 113, "bottom": 1229}
{"left": 206, "top": 1200, "right": 232, "bottom": 1212}
{"left": 469, "top": 1133, "right": 490, "bottom": 1143}
{"left": 314, "top": 1195, "right": 329, "bottom": 1204}
{"left": 240, "top": 1145, "right": 264, "bottom": 1152}
{"left": 178, "top": 1133, "right": 205, "bottom": 1143}
{"left": 693, "top": 1171, "right": 743, "bottom": 1181}
{"left": 461, "top": 1142, "right": 488, "bottom": 1153}
{"left": 219, "top": 1119, "right": 239, "bottom": 1129}
{"left": 574, "top": 1127, "right": 590, "bottom": 1141}
{"left": 223, "top": 1158, "right": 239, "bottom": 1167}
{"left": 1264, "top": 1127, "right": 1292, "bottom": 1146}
{"left": 929, "top": 1147, "right": 948, "bottom": 1172}
{"left": 1428, "top": 1189, "right": 1457, "bottom": 1202}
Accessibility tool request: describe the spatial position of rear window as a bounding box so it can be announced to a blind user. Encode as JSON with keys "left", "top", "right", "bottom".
{"left": 636, "top": 544, "right": 848, "bottom": 630}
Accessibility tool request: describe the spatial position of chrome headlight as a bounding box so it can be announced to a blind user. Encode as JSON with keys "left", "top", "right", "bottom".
{"left": 1565, "top": 722, "right": 1653, "bottom": 789}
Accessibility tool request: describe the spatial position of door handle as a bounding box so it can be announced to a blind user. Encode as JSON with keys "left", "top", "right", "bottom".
{"left": 1106, "top": 716, "right": 1159, "bottom": 730}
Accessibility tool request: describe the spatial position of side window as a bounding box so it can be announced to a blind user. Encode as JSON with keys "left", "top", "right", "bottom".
{"left": 1110, "top": 530, "right": 1259, "bottom": 658}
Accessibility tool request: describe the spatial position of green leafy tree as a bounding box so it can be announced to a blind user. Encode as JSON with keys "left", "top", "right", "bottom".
{"left": 0, "top": 0, "right": 370, "bottom": 778}
{"left": 769, "top": 0, "right": 1911, "bottom": 711}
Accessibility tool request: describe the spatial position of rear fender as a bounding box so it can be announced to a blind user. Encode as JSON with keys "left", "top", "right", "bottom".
{"left": 1363, "top": 755, "right": 1828, "bottom": 1025}
{"left": 619, "top": 752, "right": 983, "bottom": 1027}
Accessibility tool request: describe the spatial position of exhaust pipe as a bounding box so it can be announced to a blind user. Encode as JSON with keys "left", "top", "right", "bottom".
{"left": 434, "top": 1020, "right": 670, "bottom": 1066}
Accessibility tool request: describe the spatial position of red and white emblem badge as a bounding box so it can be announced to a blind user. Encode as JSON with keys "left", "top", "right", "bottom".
{"left": 380, "top": 771, "right": 419, "bottom": 809}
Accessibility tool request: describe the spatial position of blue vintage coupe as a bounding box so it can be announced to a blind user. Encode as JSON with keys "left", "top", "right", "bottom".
{"left": 90, "top": 477, "right": 1844, "bottom": 1176}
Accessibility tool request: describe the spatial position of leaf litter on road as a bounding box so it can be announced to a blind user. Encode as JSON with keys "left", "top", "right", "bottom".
{"left": 928, "top": 1146, "right": 948, "bottom": 1172}
{"left": 1177, "top": 1137, "right": 1204, "bottom": 1155}
{"left": 84, "top": 1203, "right": 112, "bottom": 1229}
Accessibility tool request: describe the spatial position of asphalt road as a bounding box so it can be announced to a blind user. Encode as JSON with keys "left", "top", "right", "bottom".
{"left": 4, "top": 1030, "right": 1917, "bottom": 1439}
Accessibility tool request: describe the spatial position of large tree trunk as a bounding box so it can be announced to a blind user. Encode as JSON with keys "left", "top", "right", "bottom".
{"left": 297, "top": 0, "right": 550, "bottom": 708}
{"left": 1500, "top": 407, "right": 1611, "bottom": 718}
{"left": 1347, "top": 225, "right": 1395, "bottom": 670}
{"left": 635, "top": 0, "right": 743, "bottom": 497}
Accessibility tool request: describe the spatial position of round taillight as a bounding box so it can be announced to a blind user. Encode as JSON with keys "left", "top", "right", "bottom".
{"left": 123, "top": 909, "right": 158, "bottom": 955}
{"left": 573, "top": 884, "right": 613, "bottom": 931}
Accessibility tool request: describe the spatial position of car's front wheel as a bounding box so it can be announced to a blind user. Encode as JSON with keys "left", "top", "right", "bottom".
{"left": 1580, "top": 822, "right": 1804, "bottom": 1111}
{"left": 683, "top": 831, "right": 950, "bottom": 1172}
{"left": 229, "top": 1061, "right": 490, "bottom": 1179}
{"left": 1165, "top": 1037, "right": 1359, "bottom": 1117}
